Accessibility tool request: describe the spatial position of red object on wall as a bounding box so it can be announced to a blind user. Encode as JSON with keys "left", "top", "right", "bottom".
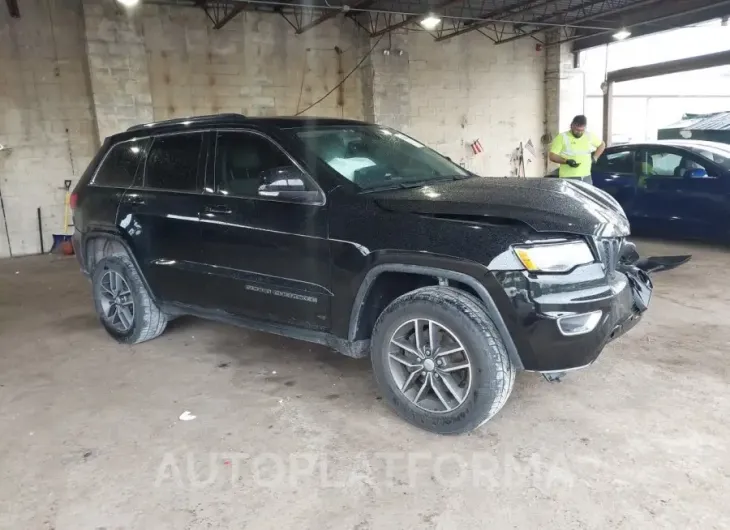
{"left": 471, "top": 139, "right": 483, "bottom": 155}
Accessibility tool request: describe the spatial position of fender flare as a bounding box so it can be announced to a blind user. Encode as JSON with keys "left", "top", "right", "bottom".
{"left": 348, "top": 263, "right": 523, "bottom": 369}
{"left": 82, "top": 230, "right": 159, "bottom": 303}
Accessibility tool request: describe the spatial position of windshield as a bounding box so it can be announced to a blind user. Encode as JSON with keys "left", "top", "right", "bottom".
{"left": 294, "top": 126, "right": 470, "bottom": 190}
{"left": 686, "top": 144, "right": 730, "bottom": 171}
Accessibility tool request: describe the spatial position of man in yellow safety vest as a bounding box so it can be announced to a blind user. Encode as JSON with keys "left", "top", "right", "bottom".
{"left": 549, "top": 115, "right": 606, "bottom": 184}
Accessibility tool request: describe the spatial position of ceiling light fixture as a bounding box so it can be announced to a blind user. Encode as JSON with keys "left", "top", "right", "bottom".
{"left": 613, "top": 27, "right": 631, "bottom": 40}
{"left": 117, "top": 0, "right": 140, "bottom": 7}
{"left": 420, "top": 15, "right": 441, "bottom": 30}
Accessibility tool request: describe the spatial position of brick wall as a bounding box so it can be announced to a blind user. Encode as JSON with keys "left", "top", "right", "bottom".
{"left": 1, "top": 0, "right": 550, "bottom": 257}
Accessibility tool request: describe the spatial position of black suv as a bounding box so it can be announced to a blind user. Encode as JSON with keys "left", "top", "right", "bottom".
{"left": 72, "top": 114, "right": 685, "bottom": 434}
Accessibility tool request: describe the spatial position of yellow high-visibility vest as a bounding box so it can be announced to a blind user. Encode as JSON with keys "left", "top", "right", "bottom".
{"left": 550, "top": 131, "right": 602, "bottom": 178}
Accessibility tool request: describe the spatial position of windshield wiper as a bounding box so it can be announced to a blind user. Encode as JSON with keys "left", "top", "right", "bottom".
{"left": 359, "top": 174, "right": 474, "bottom": 194}
{"left": 359, "top": 181, "right": 428, "bottom": 194}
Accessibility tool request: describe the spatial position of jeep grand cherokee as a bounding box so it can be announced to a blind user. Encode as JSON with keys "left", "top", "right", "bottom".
{"left": 71, "top": 114, "right": 687, "bottom": 434}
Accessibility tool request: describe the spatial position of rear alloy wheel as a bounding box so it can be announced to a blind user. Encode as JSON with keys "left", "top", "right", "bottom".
{"left": 98, "top": 269, "right": 135, "bottom": 333}
{"left": 371, "top": 286, "right": 515, "bottom": 434}
{"left": 92, "top": 255, "right": 167, "bottom": 344}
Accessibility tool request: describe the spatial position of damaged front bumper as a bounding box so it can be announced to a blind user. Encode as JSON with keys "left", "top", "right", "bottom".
{"left": 492, "top": 244, "right": 691, "bottom": 373}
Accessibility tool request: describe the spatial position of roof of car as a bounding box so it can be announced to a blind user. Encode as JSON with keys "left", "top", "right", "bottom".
{"left": 125, "top": 114, "right": 371, "bottom": 133}
{"left": 611, "top": 139, "right": 730, "bottom": 151}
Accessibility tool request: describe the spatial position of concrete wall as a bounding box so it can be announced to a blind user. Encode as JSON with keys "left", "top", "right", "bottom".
{"left": 1, "top": 0, "right": 549, "bottom": 257}
{"left": 82, "top": 1, "right": 369, "bottom": 141}
{"left": 0, "top": 0, "right": 97, "bottom": 257}
{"left": 371, "top": 31, "right": 546, "bottom": 177}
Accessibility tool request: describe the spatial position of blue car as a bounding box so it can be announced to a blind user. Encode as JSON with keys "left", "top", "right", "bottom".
{"left": 550, "top": 140, "right": 730, "bottom": 242}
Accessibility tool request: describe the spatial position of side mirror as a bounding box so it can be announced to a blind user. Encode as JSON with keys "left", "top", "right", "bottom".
{"left": 258, "top": 166, "right": 320, "bottom": 203}
{"left": 686, "top": 167, "right": 708, "bottom": 179}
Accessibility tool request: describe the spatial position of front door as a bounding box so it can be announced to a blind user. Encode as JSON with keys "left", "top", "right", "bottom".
{"left": 592, "top": 147, "right": 638, "bottom": 212}
{"left": 198, "top": 129, "right": 331, "bottom": 330}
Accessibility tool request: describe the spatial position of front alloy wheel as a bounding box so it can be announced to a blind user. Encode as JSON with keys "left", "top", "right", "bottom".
{"left": 388, "top": 318, "right": 472, "bottom": 413}
{"left": 371, "top": 286, "right": 516, "bottom": 434}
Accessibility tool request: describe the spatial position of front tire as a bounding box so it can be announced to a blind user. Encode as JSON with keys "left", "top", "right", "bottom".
{"left": 91, "top": 255, "right": 167, "bottom": 344}
{"left": 371, "top": 286, "right": 515, "bottom": 434}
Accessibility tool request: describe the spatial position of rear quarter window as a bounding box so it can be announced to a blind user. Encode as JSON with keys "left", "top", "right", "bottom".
{"left": 92, "top": 139, "right": 149, "bottom": 187}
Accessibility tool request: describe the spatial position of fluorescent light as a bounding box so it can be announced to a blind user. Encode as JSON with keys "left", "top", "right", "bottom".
{"left": 117, "top": 0, "right": 140, "bottom": 7}
{"left": 613, "top": 28, "right": 631, "bottom": 40}
{"left": 420, "top": 15, "right": 441, "bottom": 30}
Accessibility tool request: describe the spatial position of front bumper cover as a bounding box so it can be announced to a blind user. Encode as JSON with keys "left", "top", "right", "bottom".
{"left": 492, "top": 251, "right": 690, "bottom": 372}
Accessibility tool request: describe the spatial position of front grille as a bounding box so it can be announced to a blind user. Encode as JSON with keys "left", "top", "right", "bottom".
{"left": 595, "top": 237, "right": 623, "bottom": 274}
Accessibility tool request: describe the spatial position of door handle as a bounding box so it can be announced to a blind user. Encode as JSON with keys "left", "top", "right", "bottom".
{"left": 123, "top": 195, "right": 146, "bottom": 206}
{"left": 203, "top": 205, "right": 232, "bottom": 215}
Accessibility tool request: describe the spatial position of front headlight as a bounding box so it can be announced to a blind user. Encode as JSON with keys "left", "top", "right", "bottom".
{"left": 513, "top": 241, "right": 595, "bottom": 273}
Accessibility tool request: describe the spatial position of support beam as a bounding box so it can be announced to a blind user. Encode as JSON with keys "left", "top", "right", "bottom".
{"left": 606, "top": 49, "right": 730, "bottom": 83}
{"left": 212, "top": 3, "right": 246, "bottom": 29}
{"left": 297, "top": 0, "right": 372, "bottom": 34}
{"left": 6, "top": 0, "right": 19, "bottom": 18}
{"left": 496, "top": 0, "right": 664, "bottom": 45}
{"left": 602, "top": 81, "right": 613, "bottom": 146}
{"left": 370, "top": 0, "right": 459, "bottom": 37}
{"left": 435, "top": 0, "right": 556, "bottom": 42}
{"left": 571, "top": 0, "right": 730, "bottom": 51}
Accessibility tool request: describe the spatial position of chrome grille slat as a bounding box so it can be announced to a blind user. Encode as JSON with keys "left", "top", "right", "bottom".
{"left": 595, "top": 237, "right": 622, "bottom": 273}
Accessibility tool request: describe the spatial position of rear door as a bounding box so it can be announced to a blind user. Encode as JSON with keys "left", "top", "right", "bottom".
{"left": 197, "top": 129, "right": 331, "bottom": 330}
{"left": 76, "top": 138, "right": 150, "bottom": 236}
{"left": 116, "top": 131, "right": 207, "bottom": 306}
{"left": 632, "top": 147, "right": 725, "bottom": 239}
{"left": 663, "top": 151, "right": 728, "bottom": 239}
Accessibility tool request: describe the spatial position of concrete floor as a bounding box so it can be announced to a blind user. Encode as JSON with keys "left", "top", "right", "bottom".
{"left": 0, "top": 240, "right": 728, "bottom": 529}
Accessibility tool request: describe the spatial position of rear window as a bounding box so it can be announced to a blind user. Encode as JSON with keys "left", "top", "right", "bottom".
{"left": 687, "top": 146, "right": 730, "bottom": 171}
{"left": 144, "top": 133, "right": 204, "bottom": 191}
{"left": 92, "top": 139, "right": 148, "bottom": 187}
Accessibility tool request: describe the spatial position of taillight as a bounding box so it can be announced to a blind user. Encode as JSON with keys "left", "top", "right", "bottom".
{"left": 69, "top": 192, "right": 78, "bottom": 209}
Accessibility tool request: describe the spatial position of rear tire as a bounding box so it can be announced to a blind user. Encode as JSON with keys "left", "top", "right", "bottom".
{"left": 91, "top": 255, "right": 167, "bottom": 344}
{"left": 371, "top": 286, "right": 515, "bottom": 434}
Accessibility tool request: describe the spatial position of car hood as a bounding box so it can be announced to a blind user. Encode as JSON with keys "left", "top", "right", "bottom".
{"left": 370, "top": 177, "right": 630, "bottom": 237}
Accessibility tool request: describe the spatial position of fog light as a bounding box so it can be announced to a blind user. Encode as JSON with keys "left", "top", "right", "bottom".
{"left": 556, "top": 310, "right": 602, "bottom": 336}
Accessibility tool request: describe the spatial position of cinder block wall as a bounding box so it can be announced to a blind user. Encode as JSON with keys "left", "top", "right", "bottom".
{"left": 370, "top": 31, "right": 545, "bottom": 176}
{"left": 0, "top": 0, "right": 96, "bottom": 257}
{"left": 1, "top": 0, "right": 552, "bottom": 258}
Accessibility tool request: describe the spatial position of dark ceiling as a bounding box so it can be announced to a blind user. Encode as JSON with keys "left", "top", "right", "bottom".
{"left": 7, "top": 0, "right": 728, "bottom": 51}
{"left": 188, "top": 0, "right": 730, "bottom": 50}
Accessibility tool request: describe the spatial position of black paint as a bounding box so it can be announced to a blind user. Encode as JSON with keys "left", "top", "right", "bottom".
{"left": 71, "top": 115, "right": 666, "bottom": 372}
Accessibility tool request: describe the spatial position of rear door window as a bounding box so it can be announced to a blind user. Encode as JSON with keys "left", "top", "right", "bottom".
{"left": 93, "top": 139, "right": 149, "bottom": 187}
{"left": 144, "top": 133, "right": 204, "bottom": 192}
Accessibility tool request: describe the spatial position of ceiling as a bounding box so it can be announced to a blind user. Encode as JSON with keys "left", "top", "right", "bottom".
{"left": 8, "top": 0, "right": 727, "bottom": 51}
{"left": 186, "top": 0, "right": 730, "bottom": 50}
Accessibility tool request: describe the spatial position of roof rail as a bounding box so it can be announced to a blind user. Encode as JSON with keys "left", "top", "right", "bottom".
{"left": 126, "top": 113, "right": 247, "bottom": 132}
